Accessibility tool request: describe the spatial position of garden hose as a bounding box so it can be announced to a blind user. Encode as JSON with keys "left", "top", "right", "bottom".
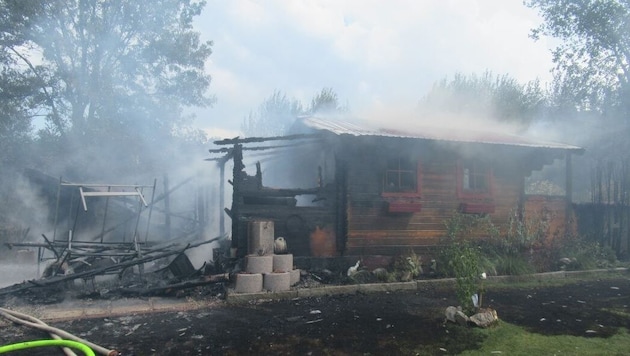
{"left": 0, "top": 339, "right": 95, "bottom": 355}
{"left": 0, "top": 307, "right": 118, "bottom": 356}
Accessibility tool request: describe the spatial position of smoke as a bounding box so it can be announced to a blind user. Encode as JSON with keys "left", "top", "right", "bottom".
{"left": 361, "top": 106, "right": 528, "bottom": 138}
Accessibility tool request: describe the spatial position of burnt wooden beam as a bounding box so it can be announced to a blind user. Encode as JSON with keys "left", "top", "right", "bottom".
{"left": 116, "top": 273, "right": 229, "bottom": 297}
{"left": 213, "top": 133, "right": 319, "bottom": 145}
{"left": 241, "top": 187, "right": 321, "bottom": 197}
{"left": 208, "top": 140, "right": 319, "bottom": 157}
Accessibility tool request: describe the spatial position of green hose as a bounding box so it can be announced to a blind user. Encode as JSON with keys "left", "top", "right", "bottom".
{"left": 0, "top": 339, "right": 95, "bottom": 355}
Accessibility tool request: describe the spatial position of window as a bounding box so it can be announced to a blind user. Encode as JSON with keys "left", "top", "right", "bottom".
{"left": 382, "top": 156, "right": 422, "bottom": 213}
{"left": 383, "top": 157, "right": 420, "bottom": 195}
{"left": 457, "top": 159, "right": 493, "bottom": 200}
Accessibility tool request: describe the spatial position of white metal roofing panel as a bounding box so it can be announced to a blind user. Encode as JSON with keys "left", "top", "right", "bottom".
{"left": 300, "top": 116, "right": 583, "bottom": 151}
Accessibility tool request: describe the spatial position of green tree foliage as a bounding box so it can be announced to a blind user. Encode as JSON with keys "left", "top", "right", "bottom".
{"left": 241, "top": 91, "right": 303, "bottom": 137}
{"left": 307, "top": 87, "right": 348, "bottom": 115}
{"left": 0, "top": 0, "right": 213, "bottom": 178}
{"left": 241, "top": 88, "right": 347, "bottom": 137}
{"left": 0, "top": 71, "right": 37, "bottom": 168}
{"left": 418, "top": 71, "right": 546, "bottom": 129}
{"left": 527, "top": 0, "right": 630, "bottom": 115}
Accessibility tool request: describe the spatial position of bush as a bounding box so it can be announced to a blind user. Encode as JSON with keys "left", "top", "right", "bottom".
{"left": 492, "top": 253, "right": 534, "bottom": 276}
{"left": 437, "top": 240, "right": 482, "bottom": 314}
{"left": 558, "top": 240, "right": 618, "bottom": 270}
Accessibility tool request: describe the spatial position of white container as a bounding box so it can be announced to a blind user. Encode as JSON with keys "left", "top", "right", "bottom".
{"left": 263, "top": 272, "right": 291, "bottom": 292}
{"left": 245, "top": 254, "right": 273, "bottom": 274}
{"left": 273, "top": 254, "right": 293, "bottom": 273}
{"left": 235, "top": 273, "right": 263, "bottom": 293}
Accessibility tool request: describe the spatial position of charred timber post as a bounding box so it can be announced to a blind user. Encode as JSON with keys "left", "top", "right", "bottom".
{"left": 564, "top": 151, "right": 573, "bottom": 228}
{"left": 163, "top": 174, "right": 172, "bottom": 240}
{"left": 100, "top": 186, "right": 111, "bottom": 243}
{"left": 217, "top": 152, "right": 233, "bottom": 239}
{"left": 143, "top": 178, "right": 157, "bottom": 243}
{"left": 220, "top": 162, "right": 225, "bottom": 236}
{"left": 232, "top": 143, "right": 245, "bottom": 257}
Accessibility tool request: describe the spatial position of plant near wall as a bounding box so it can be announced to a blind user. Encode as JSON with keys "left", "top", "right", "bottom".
{"left": 443, "top": 241, "right": 482, "bottom": 314}
{"left": 483, "top": 210, "right": 549, "bottom": 275}
{"left": 439, "top": 212, "right": 492, "bottom": 314}
{"left": 557, "top": 240, "right": 618, "bottom": 270}
{"left": 506, "top": 209, "right": 550, "bottom": 253}
{"left": 391, "top": 249, "right": 423, "bottom": 282}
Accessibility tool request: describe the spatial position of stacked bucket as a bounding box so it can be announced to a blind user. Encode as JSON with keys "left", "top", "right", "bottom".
{"left": 234, "top": 220, "right": 300, "bottom": 293}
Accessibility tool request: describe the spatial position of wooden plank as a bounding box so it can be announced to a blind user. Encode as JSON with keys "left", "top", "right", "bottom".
{"left": 345, "top": 245, "right": 441, "bottom": 257}
{"left": 346, "top": 236, "right": 440, "bottom": 246}
{"left": 348, "top": 230, "right": 445, "bottom": 238}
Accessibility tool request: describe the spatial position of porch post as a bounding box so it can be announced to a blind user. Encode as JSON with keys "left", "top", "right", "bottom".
{"left": 565, "top": 150, "right": 573, "bottom": 228}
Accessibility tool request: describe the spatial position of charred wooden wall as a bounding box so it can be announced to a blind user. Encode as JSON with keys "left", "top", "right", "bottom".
{"left": 231, "top": 141, "right": 339, "bottom": 258}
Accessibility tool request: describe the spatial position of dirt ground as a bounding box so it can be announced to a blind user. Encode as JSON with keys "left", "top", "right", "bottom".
{"left": 1, "top": 274, "right": 630, "bottom": 356}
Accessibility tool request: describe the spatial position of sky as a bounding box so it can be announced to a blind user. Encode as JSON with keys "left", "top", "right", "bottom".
{"left": 193, "top": 0, "right": 557, "bottom": 139}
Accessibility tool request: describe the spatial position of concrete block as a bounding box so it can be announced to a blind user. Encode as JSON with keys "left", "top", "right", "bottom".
{"left": 248, "top": 220, "right": 274, "bottom": 255}
{"left": 246, "top": 254, "right": 273, "bottom": 274}
{"left": 290, "top": 268, "right": 300, "bottom": 286}
{"left": 273, "top": 254, "right": 293, "bottom": 272}
{"left": 297, "top": 285, "right": 358, "bottom": 298}
{"left": 235, "top": 273, "right": 263, "bottom": 293}
{"left": 358, "top": 281, "right": 416, "bottom": 294}
{"left": 263, "top": 272, "right": 290, "bottom": 292}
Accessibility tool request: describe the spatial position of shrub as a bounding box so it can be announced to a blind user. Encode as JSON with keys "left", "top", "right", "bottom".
{"left": 437, "top": 240, "right": 482, "bottom": 314}
{"left": 391, "top": 249, "right": 423, "bottom": 282}
{"left": 558, "top": 240, "right": 618, "bottom": 270}
{"left": 492, "top": 253, "right": 534, "bottom": 276}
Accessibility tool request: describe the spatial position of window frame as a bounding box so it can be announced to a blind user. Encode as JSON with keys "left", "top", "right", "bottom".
{"left": 456, "top": 159, "right": 494, "bottom": 200}
{"left": 381, "top": 156, "right": 422, "bottom": 198}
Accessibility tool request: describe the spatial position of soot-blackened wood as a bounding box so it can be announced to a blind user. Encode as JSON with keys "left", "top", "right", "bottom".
{"left": 335, "top": 155, "right": 348, "bottom": 255}
{"left": 231, "top": 144, "right": 245, "bottom": 257}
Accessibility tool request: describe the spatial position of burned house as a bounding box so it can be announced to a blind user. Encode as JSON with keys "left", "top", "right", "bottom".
{"left": 218, "top": 117, "right": 583, "bottom": 262}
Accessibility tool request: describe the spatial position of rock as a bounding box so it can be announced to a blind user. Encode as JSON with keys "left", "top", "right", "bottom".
{"left": 469, "top": 308, "right": 498, "bottom": 328}
{"left": 445, "top": 306, "right": 459, "bottom": 323}
{"left": 455, "top": 311, "right": 469, "bottom": 326}
{"left": 445, "top": 306, "right": 469, "bottom": 326}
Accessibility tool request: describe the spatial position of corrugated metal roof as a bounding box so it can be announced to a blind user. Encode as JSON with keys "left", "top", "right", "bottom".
{"left": 300, "top": 116, "right": 583, "bottom": 151}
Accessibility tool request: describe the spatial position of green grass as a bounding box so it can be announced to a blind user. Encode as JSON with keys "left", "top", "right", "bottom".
{"left": 457, "top": 321, "right": 630, "bottom": 356}
{"left": 482, "top": 269, "right": 629, "bottom": 290}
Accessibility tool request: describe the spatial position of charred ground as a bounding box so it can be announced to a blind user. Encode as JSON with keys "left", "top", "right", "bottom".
{"left": 1, "top": 273, "right": 630, "bottom": 355}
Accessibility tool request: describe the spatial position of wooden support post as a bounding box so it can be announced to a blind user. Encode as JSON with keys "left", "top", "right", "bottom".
{"left": 232, "top": 144, "right": 245, "bottom": 257}
{"left": 163, "top": 174, "right": 171, "bottom": 240}
{"left": 218, "top": 152, "right": 233, "bottom": 239}
{"left": 565, "top": 151, "right": 573, "bottom": 232}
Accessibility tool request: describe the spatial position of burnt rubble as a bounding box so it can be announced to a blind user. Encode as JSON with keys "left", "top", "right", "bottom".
{"left": 1, "top": 235, "right": 229, "bottom": 305}
{"left": 0, "top": 171, "right": 231, "bottom": 304}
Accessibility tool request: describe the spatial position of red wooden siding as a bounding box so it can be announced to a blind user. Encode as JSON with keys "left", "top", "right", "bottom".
{"left": 344, "top": 148, "right": 526, "bottom": 257}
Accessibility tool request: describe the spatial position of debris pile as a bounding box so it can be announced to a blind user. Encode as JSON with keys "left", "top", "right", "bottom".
{"left": 1, "top": 235, "right": 228, "bottom": 304}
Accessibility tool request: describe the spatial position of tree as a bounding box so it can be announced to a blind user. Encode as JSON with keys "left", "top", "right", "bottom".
{"left": 307, "top": 87, "right": 348, "bottom": 115}
{"left": 241, "top": 88, "right": 347, "bottom": 137}
{"left": 527, "top": 0, "right": 630, "bottom": 115}
{"left": 0, "top": 0, "right": 213, "bottom": 179}
{"left": 241, "top": 91, "right": 303, "bottom": 137}
{"left": 418, "top": 71, "right": 547, "bottom": 129}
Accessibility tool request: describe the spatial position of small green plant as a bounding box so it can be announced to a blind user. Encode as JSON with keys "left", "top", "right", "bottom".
{"left": 438, "top": 239, "right": 483, "bottom": 313}
{"left": 391, "top": 249, "right": 423, "bottom": 282}
{"left": 492, "top": 253, "right": 534, "bottom": 276}
{"left": 557, "top": 239, "right": 618, "bottom": 270}
{"left": 439, "top": 212, "right": 496, "bottom": 313}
